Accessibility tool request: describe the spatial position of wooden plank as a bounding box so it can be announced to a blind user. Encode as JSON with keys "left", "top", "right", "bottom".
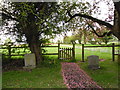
{"left": 59, "top": 48, "right": 62, "bottom": 60}
{"left": 114, "top": 54, "right": 120, "bottom": 55}
{"left": 68, "top": 48, "right": 70, "bottom": 60}
{"left": 62, "top": 48, "right": 64, "bottom": 60}
{"left": 82, "top": 44, "right": 84, "bottom": 62}
{"left": 84, "top": 45, "right": 120, "bottom": 48}
{"left": 1, "top": 46, "right": 59, "bottom": 49}
{"left": 65, "top": 48, "right": 67, "bottom": 60}
{"left": 41, "top": 46, "right": 58, "bottom": 47}
{"left": 70, "top": 48, "right": 72, "bottom": 60}
{"left": 5, "top": 53, "right": 58, "bottom": 56}
{"left": 0, "top": 47, "right": 7, "bottom": 49}
{"left": 42, "top": 53, "right": 58, "bottom": 55}
{"left": 63, "top": 48, "right": 65, "bottom": 60}
{"left": 84, "top": 46, "right": 113, "bottom": 47}
{"left": 11, "top": 46, "right": 28, "bottom": 48}
{"left": 112, "top": 43, "right": 115, "bottom": 61}
{"left": 58, "top": 43, "right": 60, "bottom": 59}
{"left": 5, "top": 54, "right": 24, "bottom": 56}
{"left": 66, "top": 48, "right": 68, "bottom": 60}
{"left": 114, "top": 45, "right": 120, "bottom": 47}
{"left": 73, "top": 44, "right": 75, "bottom": 60}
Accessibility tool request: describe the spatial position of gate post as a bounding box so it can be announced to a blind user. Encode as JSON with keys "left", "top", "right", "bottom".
{"left": 82, "top": 44, "right": 84, "bottom": 62}
{"left": 8, "top": 45, "right": 11, "bottom": 60}
{"left": 112, "top": 43, "right": 115, "bottom": 61}
{"left": 73, "top": 44, "right": 75, "bottom": 60}
{"left": 58, "top": 43, "right": 60, "bottom": 59}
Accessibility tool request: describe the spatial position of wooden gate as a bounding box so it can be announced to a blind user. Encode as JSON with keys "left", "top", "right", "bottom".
{"left": 58, "top": 44, "right": 75, "bottom": 60}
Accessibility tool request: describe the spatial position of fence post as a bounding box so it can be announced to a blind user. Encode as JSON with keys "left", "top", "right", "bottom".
{"left": 82, "top": 44, "right": 84, "bottom": 62}
{"left": 118, "top": 41, "right": 120, "bottom": 64}
{"left": 8, "top": 45, "right": 11, "bottom": 60}
{"left": 58, "top": 43, "right": 60, "bottom": 59}
{"left": 112, "top": 43, "right": 115, "bottom": 61}
{"left": 73, "top": 44, "right": 75, "bottom": 60}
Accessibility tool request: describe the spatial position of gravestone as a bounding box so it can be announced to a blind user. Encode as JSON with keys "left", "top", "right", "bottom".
{"left": 87, "top": 55, "right": 100, "bottom": 69}
{"left": 23, "top": 53, "right": 36, "bottom": 69}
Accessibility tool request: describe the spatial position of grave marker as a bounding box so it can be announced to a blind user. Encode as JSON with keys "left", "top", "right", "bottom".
{"left": 23, "top": 53, "right": 36, "bottom": 69}
{"left": 87, "top": 55, "right": 100, "bottom": 69}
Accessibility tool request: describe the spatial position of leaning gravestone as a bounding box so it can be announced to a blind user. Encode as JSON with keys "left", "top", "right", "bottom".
{"left": 87, "top": 55, "right": 100, "bottom": 69}
{"left": 23, "top": 53, "right": 36, "bottom": 69}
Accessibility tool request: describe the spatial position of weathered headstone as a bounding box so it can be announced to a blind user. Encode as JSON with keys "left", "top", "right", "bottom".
{"left": 23, "top": 53, "right": 36, "bottom": 69}
{"left": 87, "top": 55, "right": 100, "bottom": 69}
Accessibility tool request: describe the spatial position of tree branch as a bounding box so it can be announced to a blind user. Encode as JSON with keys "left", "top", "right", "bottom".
{"left": 66, "top": 10, "right": 113, "bottom": 29}
{"left": 87, "top": 22, "right": 112, "bottom": 37}
{"left": 2, "top": 13, "right": 19, "bottom": 22}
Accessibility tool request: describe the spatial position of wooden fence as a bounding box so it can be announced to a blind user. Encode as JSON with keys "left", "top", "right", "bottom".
{"left": 0, "top": 43, "right": 75, "bottom": 61}
{"left": 82, "top": 43, "right": 120, "bottom": 62}
{"left": 41, "top": 45, "right": 58, "bottom": 55}
{"left": 0, "top": 45, "right": 29, "bottom": 58}
{"left": 0, "top": 44, "right": 59, "bottom": 58}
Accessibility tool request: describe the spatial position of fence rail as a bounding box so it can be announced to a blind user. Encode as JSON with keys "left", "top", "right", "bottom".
{"left": 0, "top": 44, "right": 59, "bottom": 58}
{"left": 82, "top": 43, "right": 120, "bottom": 62}
{"left": 0, "top": 44, "right": 75, "bottom": 61}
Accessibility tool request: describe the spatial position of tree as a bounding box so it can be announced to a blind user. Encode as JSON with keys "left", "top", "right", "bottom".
{"left": 65, "top": 0, "right": 120, "bottom": 63}
{"left": 63, "top": 35, "right": 78, "bottom": 44}
{"left": 66, "top": 0, "right": 120, "bottom": 40}
{"left": 1, "top": 2, "right": 65, "bottom": 64}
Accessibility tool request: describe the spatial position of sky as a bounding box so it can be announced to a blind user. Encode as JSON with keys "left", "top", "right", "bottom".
{"left": 0, "top": 0, "right": 114, "bottom": 44}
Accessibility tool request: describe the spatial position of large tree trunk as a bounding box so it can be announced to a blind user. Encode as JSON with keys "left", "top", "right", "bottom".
{"left": 27, "top": 35, "right": 42, "bottom": 65}
{"left": 114, "top": 2, "right": 120, "bottom": 64}
{"left": 113, "top": 3, "right": 120, "bottom": 40}
{"left": 29, "top": 43, "right": 42, "bottom": 65}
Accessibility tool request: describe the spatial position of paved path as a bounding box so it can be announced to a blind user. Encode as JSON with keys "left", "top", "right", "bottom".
{"left": 61, "top": 62, "right": 102, "bottom": 89}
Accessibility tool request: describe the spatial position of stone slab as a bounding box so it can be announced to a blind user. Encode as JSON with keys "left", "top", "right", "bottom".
{"left": 87, "top": 55, "right": 100, "bottom": 69}
{"left": 24, "top": 53, "right": 36, "bottom": 68}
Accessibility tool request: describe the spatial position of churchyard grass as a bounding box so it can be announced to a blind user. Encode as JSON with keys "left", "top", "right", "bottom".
{"left": 2, "top": 44, "right": 119, "bottom": 88}
{"left": 2, "top": 59, "right": 66, "bottom": 88}
{"left": 77, "top": 60, "right": 119, "bottom": 88}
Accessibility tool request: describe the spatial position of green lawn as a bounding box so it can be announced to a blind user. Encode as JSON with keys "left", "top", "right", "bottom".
{"left": 2, "top": 61, "right": 66, "bottom": 88}
{"left": 2, "top": 44, "right": 119, "bottom": 88}
{"left": 77, "top": 60, "right": 119, "bottom": 88}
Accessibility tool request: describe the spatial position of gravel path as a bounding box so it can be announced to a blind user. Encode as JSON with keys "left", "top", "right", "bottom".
{"left": 61, "top": 62, "right": 103, "bottom": 89}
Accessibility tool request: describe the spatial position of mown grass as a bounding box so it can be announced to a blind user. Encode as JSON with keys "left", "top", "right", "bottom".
{"left": 2, "top": 58, "right": 66, "bottom": 88}
{"left": 77, "top": 60, "right": 119, "bottom": 88}
{"left": 2, "top": 43, "right": 119, "bottom": 88}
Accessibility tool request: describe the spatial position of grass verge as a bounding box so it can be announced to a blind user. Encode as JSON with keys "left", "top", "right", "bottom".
{"left": 2, "top": 57, "right": 66, "bottom": 88}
